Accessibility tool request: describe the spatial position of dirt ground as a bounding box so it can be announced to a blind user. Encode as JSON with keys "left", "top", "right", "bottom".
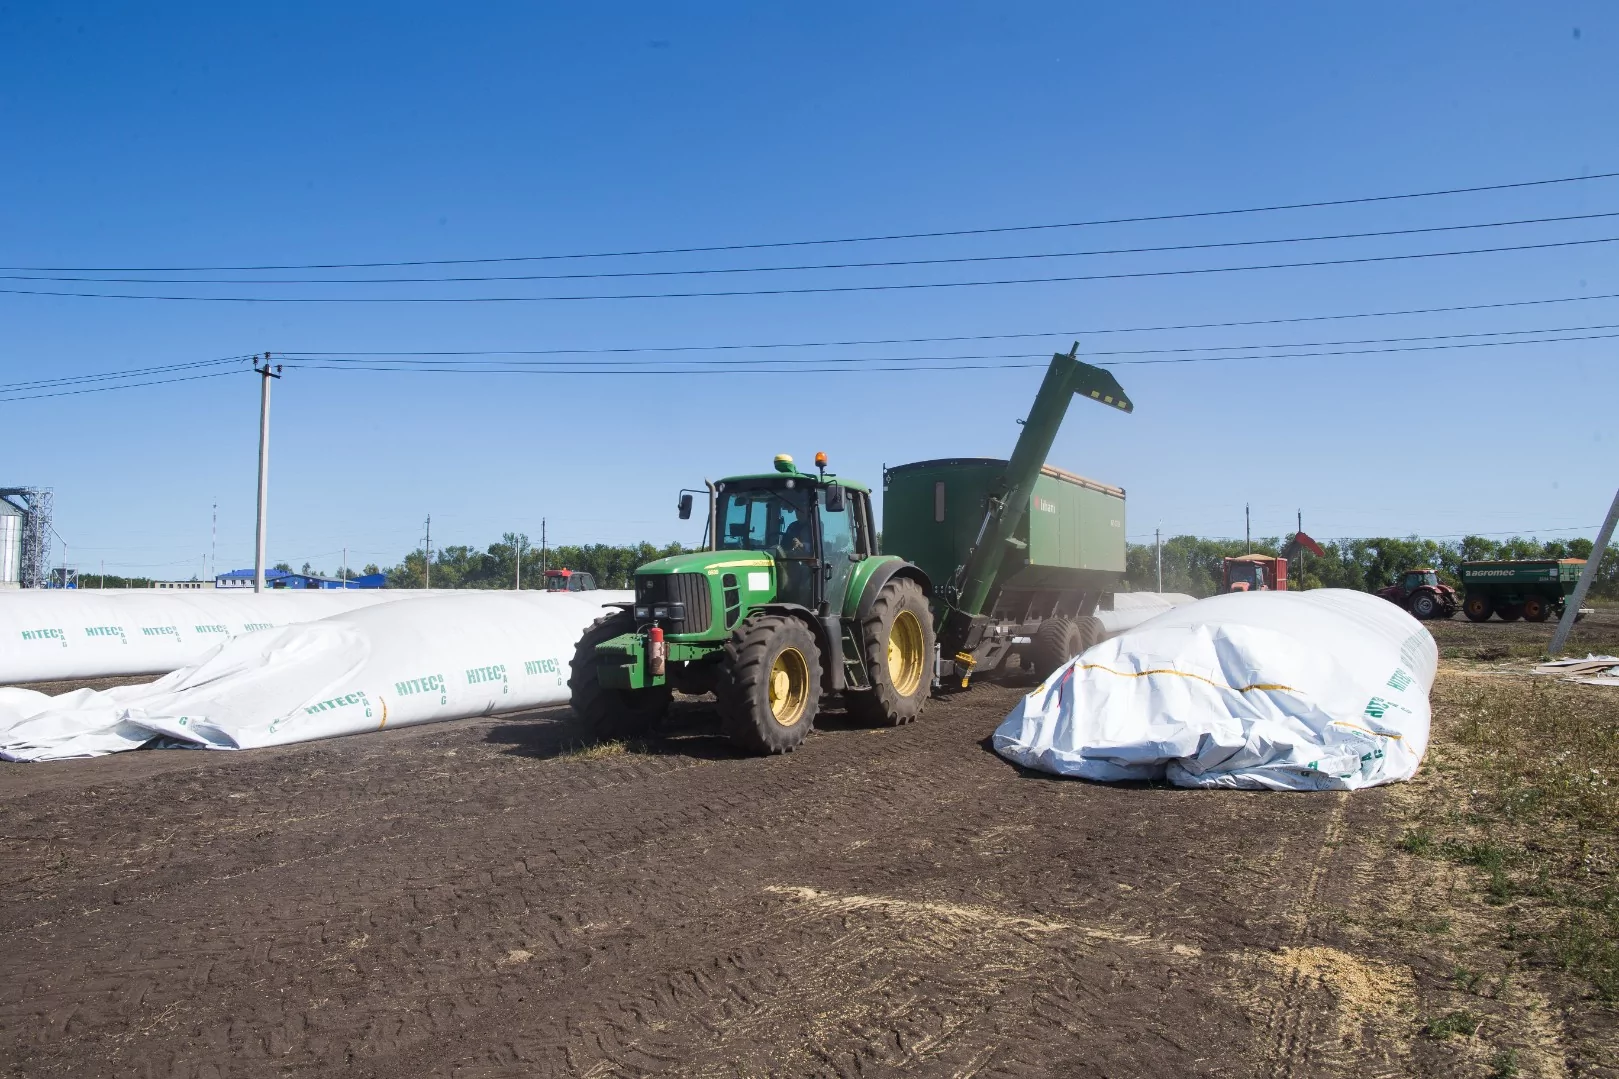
{"left": 2, "top": 610, "right": 1616, "bottom": 1078}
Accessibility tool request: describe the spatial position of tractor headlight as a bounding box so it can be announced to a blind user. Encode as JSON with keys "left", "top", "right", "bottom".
{"left": 652, "top": 604, "right": 669, "bottom": 619}
{"left": 634, "top": 605, "right": 651, "bottom": 620}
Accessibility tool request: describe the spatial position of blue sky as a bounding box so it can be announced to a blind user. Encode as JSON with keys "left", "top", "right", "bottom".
{"left": 1, "top": 3, "right": 1613, "bottom": 578}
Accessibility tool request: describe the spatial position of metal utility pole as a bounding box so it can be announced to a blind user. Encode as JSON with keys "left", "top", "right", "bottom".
{"left": 1549, "top": 486, "right": 1619, "bottom": 656}
{"left": 541, "top": 518, "right": 547, "bottom": 573}
{"left": 514, "top": 534, "right": 524, "bottom": 590}
{"left": 423, "top": 515, "right": 432, "bottom": 589}
{"left": 210, "top": 501, "right": 217, "bottom": 584}
{"left": 342, "top": 546, "right": 348, "bottom": 587}
{"left": 252, "top": 355, "right": 282, "bottom": 594}
{"left": 1155, "top": 525, "right": 1162, "bottom": 593}
{"left": 1297, "top": 509, "right": 1304, "bottom": 590}
{"left": 1245, "top": 503, "right": 1251, "bottom": 553}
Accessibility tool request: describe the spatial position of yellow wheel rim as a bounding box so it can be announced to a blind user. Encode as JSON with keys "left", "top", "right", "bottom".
{"left": 887, "top": 609, "right": 925, "bottom": 698}
{"left": 768, "top": 646, "right": 811, "bottom": 727}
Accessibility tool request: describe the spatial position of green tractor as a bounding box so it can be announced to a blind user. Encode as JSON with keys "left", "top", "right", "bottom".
{"left": 569, "top": 346, "right": 1133, "bottom": 755}
{"left": 568, "top": 452, "right": 935, "bottom": 753}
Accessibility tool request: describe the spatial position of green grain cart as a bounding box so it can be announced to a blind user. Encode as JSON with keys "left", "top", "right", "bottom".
{"left": 1459, "top": 558, "right": 1586, "bottom": 622}
{"left": 882, "top": 459, "right": 1126, "bottom": 683}
{"left": 568, "top": 345, "right": 1132, "bottom": 754}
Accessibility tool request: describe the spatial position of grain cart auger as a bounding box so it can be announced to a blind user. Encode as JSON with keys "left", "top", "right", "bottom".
{"left": 569, "top": 452, "right": 934, "bottom": 755}
{"left": 884, "top": 344, "right": 1134, "bottom": 689}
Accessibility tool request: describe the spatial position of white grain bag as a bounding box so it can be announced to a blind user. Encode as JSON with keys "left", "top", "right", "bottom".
{"left": 0, "top": 591, "right": 628, "bottom": 761}
{"left": 992, "top": 589, "right": 1435, "bottom": 791}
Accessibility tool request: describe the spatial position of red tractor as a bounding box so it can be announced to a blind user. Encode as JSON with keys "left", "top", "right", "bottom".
{"left": 1222, "top": 554, "right": 1288, "bottom": 592}
{"left": 542, "top": 568, "right": 599, "bottom": 592}
{"left": 1376, "top": 568, "right": 1459, "bottom": 620}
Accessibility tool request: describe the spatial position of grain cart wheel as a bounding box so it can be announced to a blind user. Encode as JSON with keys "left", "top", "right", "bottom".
{"left": 1463, "top": 593, "right": 1493, "bottom": 622}
{"left": 848, "top": 577, "right": 934, "bottom": 727}
{"left": 1030, "top": 617, "right": 1083, "bottom": 681}
{"left": 1410, "top": 592, "right": 1438, "bottom": 619}
{"left": 715, "top": 614, "right": 822, "bottom": 754}
{"left": 1497, "top": 604, "right": 1523, "bottom": 622}
{"left": 568, "top": 611, "right": 672, "bottom": 740}
{"left": 1075, "top": 615, "right": 1105, "bottom": 653}
{"left": 1521, "top": 595, "right": 1550, "bottom": 622}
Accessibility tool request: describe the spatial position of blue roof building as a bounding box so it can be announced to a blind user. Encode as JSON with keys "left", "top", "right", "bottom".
{"left": 215, "top": 568, "right": 386, "bottom": 589}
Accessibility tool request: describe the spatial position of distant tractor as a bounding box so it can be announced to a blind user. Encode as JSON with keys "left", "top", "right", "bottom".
{"left": 1223, "top": 554, "right": 1287, "bottom": 593}
{"left": 543, "top": 568, "right": 598, "bottom": 593}
{"left": 569, "top": 346, "right": 1133, "bottom": 754}
{"left": 1376, "top": 568, "right": 1459, "bottom": 620}
{"left": 1459, "top": 558, "right": 1586, "bottom": 623}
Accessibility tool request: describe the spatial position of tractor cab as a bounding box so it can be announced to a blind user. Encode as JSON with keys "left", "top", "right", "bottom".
{"left": 543, "top": 568, "right": 598, "bottom": 592}
{"left": 712, "top": 457, "right": 871, "bottom": 613}
{"left": 1399, "top": 569, "right": 1440, "bottom": 594}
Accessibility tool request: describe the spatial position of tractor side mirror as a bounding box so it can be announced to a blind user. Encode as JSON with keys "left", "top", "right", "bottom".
{"left": 824, "top": 484, "right": 846, "bottom": 513}
{"left": 678, "top": 493, "right": 693, "bottom": 520}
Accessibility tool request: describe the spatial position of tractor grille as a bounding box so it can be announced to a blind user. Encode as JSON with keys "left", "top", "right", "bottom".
{"left": 636, "top": 572, "right": 712, "bottom": 635}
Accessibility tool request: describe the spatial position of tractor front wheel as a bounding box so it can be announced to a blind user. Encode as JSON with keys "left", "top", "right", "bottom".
{"left": 1410, "top": 592, "right": 1438, "bottom": 619}
{"left": 715, "top": 614, "right": 822, "bottom": 754}
{"left": 1463, "top": 594, "right": 1493, "bottom": 622}
{"left": 847, "top": 577, "right": 934, "bottom": 726}
{"left": 568, "top": 611, "right": 672, "bottom": 740}
{"left": 1521, "top": 595, "right": 1550, "bottom": 622}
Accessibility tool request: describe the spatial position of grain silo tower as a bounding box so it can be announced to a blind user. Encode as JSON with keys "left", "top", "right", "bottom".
{"left": 0, "top": 487, "right": 52, "bottom": 588}
{"left": 0, "top": 494, "right": 21, "bottom": 589}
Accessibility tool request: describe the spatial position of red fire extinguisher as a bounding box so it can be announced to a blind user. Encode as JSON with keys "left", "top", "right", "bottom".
{"left": 648, "top": 624, "right": 666, "bottom": 677}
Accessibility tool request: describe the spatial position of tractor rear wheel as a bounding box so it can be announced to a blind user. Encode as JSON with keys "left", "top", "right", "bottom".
{"left": 1521, "top": 595, "right": 1550, "bottom": 622}
{"left": 1497, "top": 604, "right": 1524, "bottom": 622}
{"left": 568, "top": 611, "right": 672, "bottom": 740}
{"left": 847, "top": 577, "right": 934, "bottom": 726}
{"left": 1410, "top": 592, "right": 1438, "bottom": 619}
{"left": 1463, "top": 593, "right": 1493, "bottom": 622}
{"left": 714, "top": 613, "right": 822, "bottom": 754}
{"left": 1030, "top": 617, "right": 1082, "bottom": 680}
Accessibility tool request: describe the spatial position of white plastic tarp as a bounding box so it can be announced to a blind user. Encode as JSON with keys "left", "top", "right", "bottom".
{"left": 0, "top": 591, "right": 628, "bottom": 761}
{"left": 1096, "top": 592, "right": 1197, "bottom": 638}
{"left": 0, "top": 589, "right": 424, "bottom": 683}
{"left": 993, "top": 589, "right": 1435, "bottom": 791}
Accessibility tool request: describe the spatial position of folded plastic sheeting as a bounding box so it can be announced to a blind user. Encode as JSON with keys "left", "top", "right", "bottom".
{"left": 0, "top": 590, "right": 422, "bottom": 683}
{"left": 993, "top": 589, "right": 1435, "bottom": 791}
{"left": 0, "top": 591, "right": 629, "bottom": 761}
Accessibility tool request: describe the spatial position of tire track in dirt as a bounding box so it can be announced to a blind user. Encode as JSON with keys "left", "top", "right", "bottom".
{"left": 1, "top": 684, "right": 1391, "bottom": 1078}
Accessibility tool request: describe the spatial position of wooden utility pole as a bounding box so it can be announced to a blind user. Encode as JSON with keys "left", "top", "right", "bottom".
{"left": 1549, "top": 486, "right": 1619, "bottom": 656}
{"left": 424, "top": 515, "right": 432, "bottom": 589}
{"left": 1155, "top": 526, "right": 1162, "bottom": 593}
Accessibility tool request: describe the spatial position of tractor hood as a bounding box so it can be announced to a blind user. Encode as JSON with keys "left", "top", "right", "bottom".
{"left": 634, "top": 550, "right": 774, "bottom": 578}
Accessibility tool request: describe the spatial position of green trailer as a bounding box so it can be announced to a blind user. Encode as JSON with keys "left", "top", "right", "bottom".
{"left": 1459, "top": 558, "right": 1585, "bottom": 623}
{"left": 883, "top": 459, "right": 1126, "bottom": 679}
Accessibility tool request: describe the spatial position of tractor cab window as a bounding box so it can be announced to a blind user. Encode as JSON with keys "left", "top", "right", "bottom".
{"left": 819, "top": 492, "right": 854, "bottom": 558}
{"left": 1404, "top": 571, "right": 1437, "bottom": 590}
{"left": 719, "top": 486, "right": 812, "bottom": 558}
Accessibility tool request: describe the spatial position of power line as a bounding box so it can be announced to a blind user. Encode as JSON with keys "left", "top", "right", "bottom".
{"left": 277, "top": 291, "right": 1619, "bottom": 356}
{"left": 0, "top": 369, "right": 243, "bottom": 404}
{"left": 11, "top": 210, "right": 1615, "bottom": 286}
{"left": 282, "top": 330, "right": 1619, "bottom": 377}
{"left": 0, "top": 356, "right": 250, "bottom": 393}
{"left": 285, "top": 322, "right": 1619, "bottom": 368}
{"left": 7, "top": 169, "right": 1615, "bottom": 272}
{"left": 3, "top": 235, "right": 1615, "bottom": 303}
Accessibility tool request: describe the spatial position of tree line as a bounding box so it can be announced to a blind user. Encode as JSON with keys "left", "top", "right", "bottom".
{"left": 1123, "top": 534, "right": 1618, "bottom": 600}
{"left": 371, "top": 530, "right": 1616, "bottom": 600}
